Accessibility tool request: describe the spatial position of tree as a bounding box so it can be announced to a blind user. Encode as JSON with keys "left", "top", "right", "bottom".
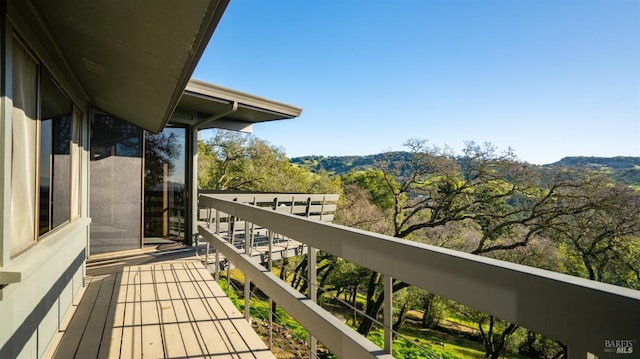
{"left": 391, "top": 286, "right": 423, "bottom": 335}
{"left": 351, "top": 140, "right": 566, "bottom": 336}
{"left": 420, "top": 292, "right": 447, "bottom": 329}
{"left": 198, "top": 130, "right": 342, "bottom": 194}
{"left": 321, "top": 259, "right": 371, "bottom": 325}
{"left": 198, "top": 130, "right": 291, "bottom": 190}
{"left": 334, "top": 183, "right": 390, "bottom": 234}
{"left": 341, "top": 169, "right": 396, "bottom": 212}
{"left": 336, "top": 174, "right": 403, "bottom": 335}
{"left": 343, "top": 139, "right": 637, "bottom": 352}
{"left": 549, "top": 176, "right": 640, "bottom": 288}
{"left": 376, "top": 140, "right": 593, "bottom": 255}
{"left": 519, "top": 331, "right": 565, "bottom": 359}
{"left": 451, "top": 303, "right": 523, "bottom": 359}
{"left": 478, "top": 316, "right": 520, "bottom": 359}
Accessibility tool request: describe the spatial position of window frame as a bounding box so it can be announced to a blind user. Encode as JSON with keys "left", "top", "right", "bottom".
{"left": 38, "top": 67, "right": 77, "bottom": 236}
{"left": 10, "top": 35, "right": 82, "bottom": 256}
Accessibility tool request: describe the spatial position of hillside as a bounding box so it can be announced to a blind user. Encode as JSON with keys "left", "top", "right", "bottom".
{"left": 546, "top": 156, "right": 640, "bottom": 186}
{"left": 290, "top": 152, "right": 411, "bottom": 175}
{"left": 291, "top": 154, "right": 640, "bottom": 187}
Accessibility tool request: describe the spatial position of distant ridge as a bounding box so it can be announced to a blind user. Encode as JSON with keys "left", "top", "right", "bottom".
{"left": 545, "top": 156, "right": 640, "bottom": 186}
{"left": 546, "top": 156, "right": 640, "bottom": 169}
{"left": 291, "top": 154, "right": 640, "bottom": 187}
{"left": 290, "top": 153, "right": 403, "bottom": 175}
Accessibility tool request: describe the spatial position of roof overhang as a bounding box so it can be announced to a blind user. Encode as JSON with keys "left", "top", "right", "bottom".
{"left": 172, "top": 79, "right": 303, "bottom": 133}
{"left": 30, "top": 0, "right": 229, "bottom": 133}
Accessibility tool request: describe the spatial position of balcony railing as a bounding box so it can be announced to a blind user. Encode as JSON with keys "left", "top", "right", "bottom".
{"left": 197, "top": 193, "right": 640, "bottom": 359}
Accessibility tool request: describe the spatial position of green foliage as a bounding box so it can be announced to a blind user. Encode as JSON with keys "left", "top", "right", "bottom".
{"left": 198, "top": 129, "right": 342, "bottom": 194}
{"left": 557, "top": 242, "right": 589, "bottom": 278}
{"left": 212, "top": 137, "right": 638, "bottom": 358}
{"left": 217, "top": 278, "right": 309, "bottom": 341}
{"left": 292, "top": 152, "right": 414, "bottom": 175}
{"left": 551, "top": 156, "right": 640, "bottom": 169}
{"left": 342, "top": 169, "right": 398, "bottom": 210}
{"left": 364, "top": 326, "right": 516, "bottom": 359}
{"left": 543, "top": 156, "right": 640, "bottom": 187}
{"left": 294, "top": 153, "right": 640, "bottom": 187}
{"left": 547, "top": 178, "right": 640, "bottom": 288}
{"left": 322, "top": 258, "right": 368, "bottom": 294}
{"left": 334, "top": 183, "right": 392, "bottom": 234}
{"left": 306, "top": 141, "right": 638, "bottom": 357}
{"left": 325, "top": 141, "right": 640, "bottom": 358}
{"left": 518, "top": 331, "right": 565, "bottom": 358}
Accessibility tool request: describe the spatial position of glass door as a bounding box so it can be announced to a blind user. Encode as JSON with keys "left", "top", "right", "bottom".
{"left": 89, "top": 114, "right": 143, "bottom": 255}
{"left": 143, "top": 127, "right": 187, "bottom": 242}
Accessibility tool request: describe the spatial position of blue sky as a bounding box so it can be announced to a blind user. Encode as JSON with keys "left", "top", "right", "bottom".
{"left": 193, "top": 0, "right": 640, "bottom": 165}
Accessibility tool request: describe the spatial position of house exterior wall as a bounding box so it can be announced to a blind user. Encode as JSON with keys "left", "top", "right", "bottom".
{"left": 0, "top": 221, "right": 88, "bottom": 358}
{"left": 0, "top": 2, "right": 91, "bottom": 357}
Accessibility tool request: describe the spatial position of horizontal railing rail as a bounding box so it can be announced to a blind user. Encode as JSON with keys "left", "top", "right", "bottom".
{"left": 197, "top": 191, "right": 339, "bottom": 225}
{"left": 198, "top": 194, "right": 640, "bottom": 359}
{"left": 198, "top": 227, "right": 392, "bottom": 359}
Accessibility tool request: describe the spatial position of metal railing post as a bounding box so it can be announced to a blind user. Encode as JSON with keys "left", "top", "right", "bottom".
{"left": 214, "top": 209, "right": 220, "bottom": 281}
{"left": 268, "top": 230, "right": 274, "bottom": 350}
{"left": 320, "top": 196, "right": 326, "bottom": 221}
{"left": 308, "top": 245, "right": 318, "bottom": 358}
{"left": 230, "top": 198, "right": 237, "bottom": 246}
{"left": 205, "top": 207, "right": 212, "bottom": 270}
{"left": 251, "top": 197, "right": 257, "bottom": 249}
{"left": 305, "top": 197, "right": 311, "bottom": 217}
{"left": 226, "top": 262, "right": 231, "bottom": 297}
{"left": 384, "top": 275, "right": 393, "bottom": 354}
{"left": 244, "top": 219, "right": 252, "bottom": 323}
{"left": 205, "top": 241, "right": 209, "bottom": 270}
{"left": 206, "top": 206, "right": 212, "bottom": 228}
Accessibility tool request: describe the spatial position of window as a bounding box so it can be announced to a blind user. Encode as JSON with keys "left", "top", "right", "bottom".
{"left": 10, "top": 38, "right": 81, "bottom": 254}
{"left": 10, "top": 39, "right": 38, "bottom": 253}
{"left": 39, "top": 68, "right": 75, "bottom": 235}
{"left": 90, "top": 114, "right": 142, "bottom": 159}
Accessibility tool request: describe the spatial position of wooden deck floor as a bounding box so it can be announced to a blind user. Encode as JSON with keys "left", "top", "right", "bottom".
{"left": 49, "top": 252, "right": 274, "bottom": 359}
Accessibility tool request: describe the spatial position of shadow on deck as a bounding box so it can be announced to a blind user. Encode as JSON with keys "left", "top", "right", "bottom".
{"left": 48, "top": 248, "right": 274, "bottom": 359}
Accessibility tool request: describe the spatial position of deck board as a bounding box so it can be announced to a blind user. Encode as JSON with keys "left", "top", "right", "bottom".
{"left": 189, "top": 263, "right": 272, "bottom": 356}
{"left": 162, "top": 266, "right": 208, "bottom": 357}
{"left": 139, "top": 267, "right": 165, "bottom": 358}
{"left": 75, "top": 274, "right": 116, "bottom": 358}
{"left": 50, "top": 255, "right": 274, "bottom": 359}
{"left": 52, "top": 275, "right": 102, "bottom": 359}
{"left": 153, "top": 266, "right": 189, "bottom": 358}
{"left": 98, "top": 271, "right": 124, "bottom": 359}
{"left": 173, "top": 263, "right": 237, "bottom": 358}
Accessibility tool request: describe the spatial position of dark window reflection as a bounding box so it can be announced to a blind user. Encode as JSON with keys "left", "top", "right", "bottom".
{"left": 144, "top": 127, "right": 186, "bottom": 239}
{"left": 39, "top": 68, "right": 72, "bottom": 235}
{"left": 91, "top": 114, "right": 142, "bottom": 160}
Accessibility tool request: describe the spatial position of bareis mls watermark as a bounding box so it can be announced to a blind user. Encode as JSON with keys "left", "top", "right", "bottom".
{"left": 604, "top": 340, "right": 635, "bottom": 355}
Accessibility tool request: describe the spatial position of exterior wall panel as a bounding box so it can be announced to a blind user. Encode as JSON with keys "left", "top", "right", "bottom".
{"left": 1, "top": 4, "right": 90, "bottom": 358}
{"left": 0, "top": 220, "right": 87, "bottom": 358}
